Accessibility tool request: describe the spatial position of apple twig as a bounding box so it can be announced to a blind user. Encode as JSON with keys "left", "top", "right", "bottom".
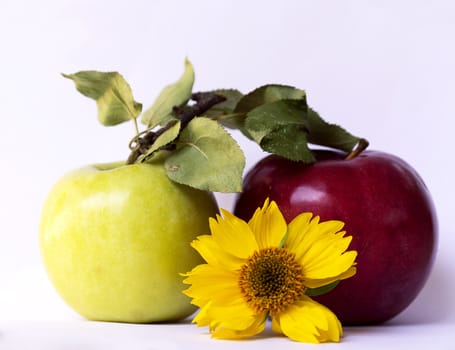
{"left": 126, "top": 92, "right": 226, "bottom": 164}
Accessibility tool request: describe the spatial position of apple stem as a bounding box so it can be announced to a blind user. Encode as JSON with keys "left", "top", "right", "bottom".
{"left": 345, "top": 138, "right": 369, "bottom": 160}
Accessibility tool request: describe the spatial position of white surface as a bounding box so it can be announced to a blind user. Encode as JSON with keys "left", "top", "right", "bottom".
{"left": 1, "top": 0, "right": 454, "bottom": 348}
{"left": 0, "top": 321, "right": 453, "bottom": 350}
{"left": 1, "top": 262, "right": 454, "bottom": 349}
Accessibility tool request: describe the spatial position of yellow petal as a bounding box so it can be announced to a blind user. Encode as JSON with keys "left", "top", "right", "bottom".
{"left": 211, "top": 313, "right": 267, "bottom": 340}
{"left": 209, "top": 299, "right": 257, "bottom": 330}
{"left": 304, "top": 265, "right": 357, "bottom": 289}
{"left": 192, "top": 300, "right": 212, "bottom": 327}
{"left": 301, "top": 238, "right": 357, "bottom": 281}
{"left": 284, "top": 212, "right": 314, "bottom": 251}
{"left": 277, "top": 296, "right": 342, "bottom": 343}
{"left": 286, "top": 214, "right": 356, "bottom": 282}
{"left": 287, "top": 214, "right": 344, "bottom": 260}
{"left": 191, "top": 234, "right": 245, "bottom": 270}
{"left": 248, "top": 199, "right": 287, "bottom": 249}
{"left": 193, "top": 297, "right": 264, "bottom": 338}
{"left": 182, "top": 264, "right": 240, "bottom": 307}
{"left": 271, "top": 316, "right": 283, "bottom": 335}
{"left": 209, "top": 210, "right": 258, "bottom": 259}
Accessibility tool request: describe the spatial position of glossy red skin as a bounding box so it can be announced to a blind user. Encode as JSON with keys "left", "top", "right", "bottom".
{"left": 234, "top": 150, "right": 438, "bottom": 325}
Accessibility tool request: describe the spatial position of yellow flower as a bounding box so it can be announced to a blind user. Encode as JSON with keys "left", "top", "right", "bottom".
{"left": 182, "top": 199, "right": 357, "bottom": 343}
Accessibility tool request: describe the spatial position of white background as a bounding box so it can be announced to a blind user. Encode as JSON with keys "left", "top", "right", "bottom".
{"left": 1, "top": 0, "right": 454, "bottom": 349}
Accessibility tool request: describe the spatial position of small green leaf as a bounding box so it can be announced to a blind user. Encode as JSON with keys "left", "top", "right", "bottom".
{"left": 235, "top": 84, "right": 306, "bottom": 113}
{"left": 245, "top": 98, "right": 308, "bottom": 143}
{"left": 137, "top": 120, "right": 181, "bottom": 162}
{"left": 306, "top": 108, "right": 360, "bottom": 152}
{"left": 164, "top": 117, "right": 245, "bottom": 193}
{"left": 260, "top": 125, "right": 315, "bottom": 162}
{"left": 244, "top": 99, "right": 315, "bottom": 161}
{"left": 62, "top": 71, "right": 142, "bottom": 126}
{"left": 141, "top": 58, "right": 195, "bottom": 128}
{"left": 306, "top": 281, "right": 340, "bottom": 297}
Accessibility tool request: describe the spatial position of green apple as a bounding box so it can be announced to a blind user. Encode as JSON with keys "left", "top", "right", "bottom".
{"left": 39, "top": 160, "right": 219, "bottom": 323}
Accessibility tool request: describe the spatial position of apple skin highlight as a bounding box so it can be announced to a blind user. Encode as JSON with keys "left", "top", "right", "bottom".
{"left": 40, "top": 161, "right": 219, "bottom": 323}
{"left": 234, "top": 150, "right": 438, "bottom": 325}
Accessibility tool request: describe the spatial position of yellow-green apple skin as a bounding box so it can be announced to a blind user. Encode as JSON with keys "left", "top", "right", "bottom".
{"left": 40, "top": 161, "right": 218, "bottom": 323}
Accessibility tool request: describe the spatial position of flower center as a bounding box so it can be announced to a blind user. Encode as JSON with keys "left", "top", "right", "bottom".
{"left": 238, "top": 247, "right": 306, "bottom": 316}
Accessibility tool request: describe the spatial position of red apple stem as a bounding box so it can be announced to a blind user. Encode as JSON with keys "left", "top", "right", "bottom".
{"left": 345, "top": 138, "right": 369, "bottom": 160}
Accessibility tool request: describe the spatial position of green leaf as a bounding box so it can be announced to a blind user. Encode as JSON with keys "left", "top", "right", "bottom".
{"left": 137, "top": 120, "right": 181, "bottom": 162}
{"left": 306, "top": 108, "right": 360, "bottom": 152}
{"left": 260, "top": 125, "right": 315, "bottom": 163}
{"left": 62, "top": 71, "right": 142, "bottom": 126}
{"left": 141, "top": 58, "right": 195, "bottom": 128}
{"left": 244, "top": 99, "right": 315, "bottom": 162}
{"left": 234, "top": 84, "right": 307, "bottom": 142}
{"left": 242, "top": 98, "right": 361, "bottom": 162}
{"left": 164, "top": 117, "right": 245, "bottom": 193}
{"left": 306, "top": 281, "right": 340, "bottom": 297}
{"left": 235, "top": 84, "right": 306, "bottom": 113}
{"left": 245, "top": 98, "right": 308, "bottom": 143}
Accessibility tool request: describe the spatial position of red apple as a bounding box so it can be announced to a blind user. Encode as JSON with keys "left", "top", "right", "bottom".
{"left": 234, "top": 150, "right": 437, "bottom": 325}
